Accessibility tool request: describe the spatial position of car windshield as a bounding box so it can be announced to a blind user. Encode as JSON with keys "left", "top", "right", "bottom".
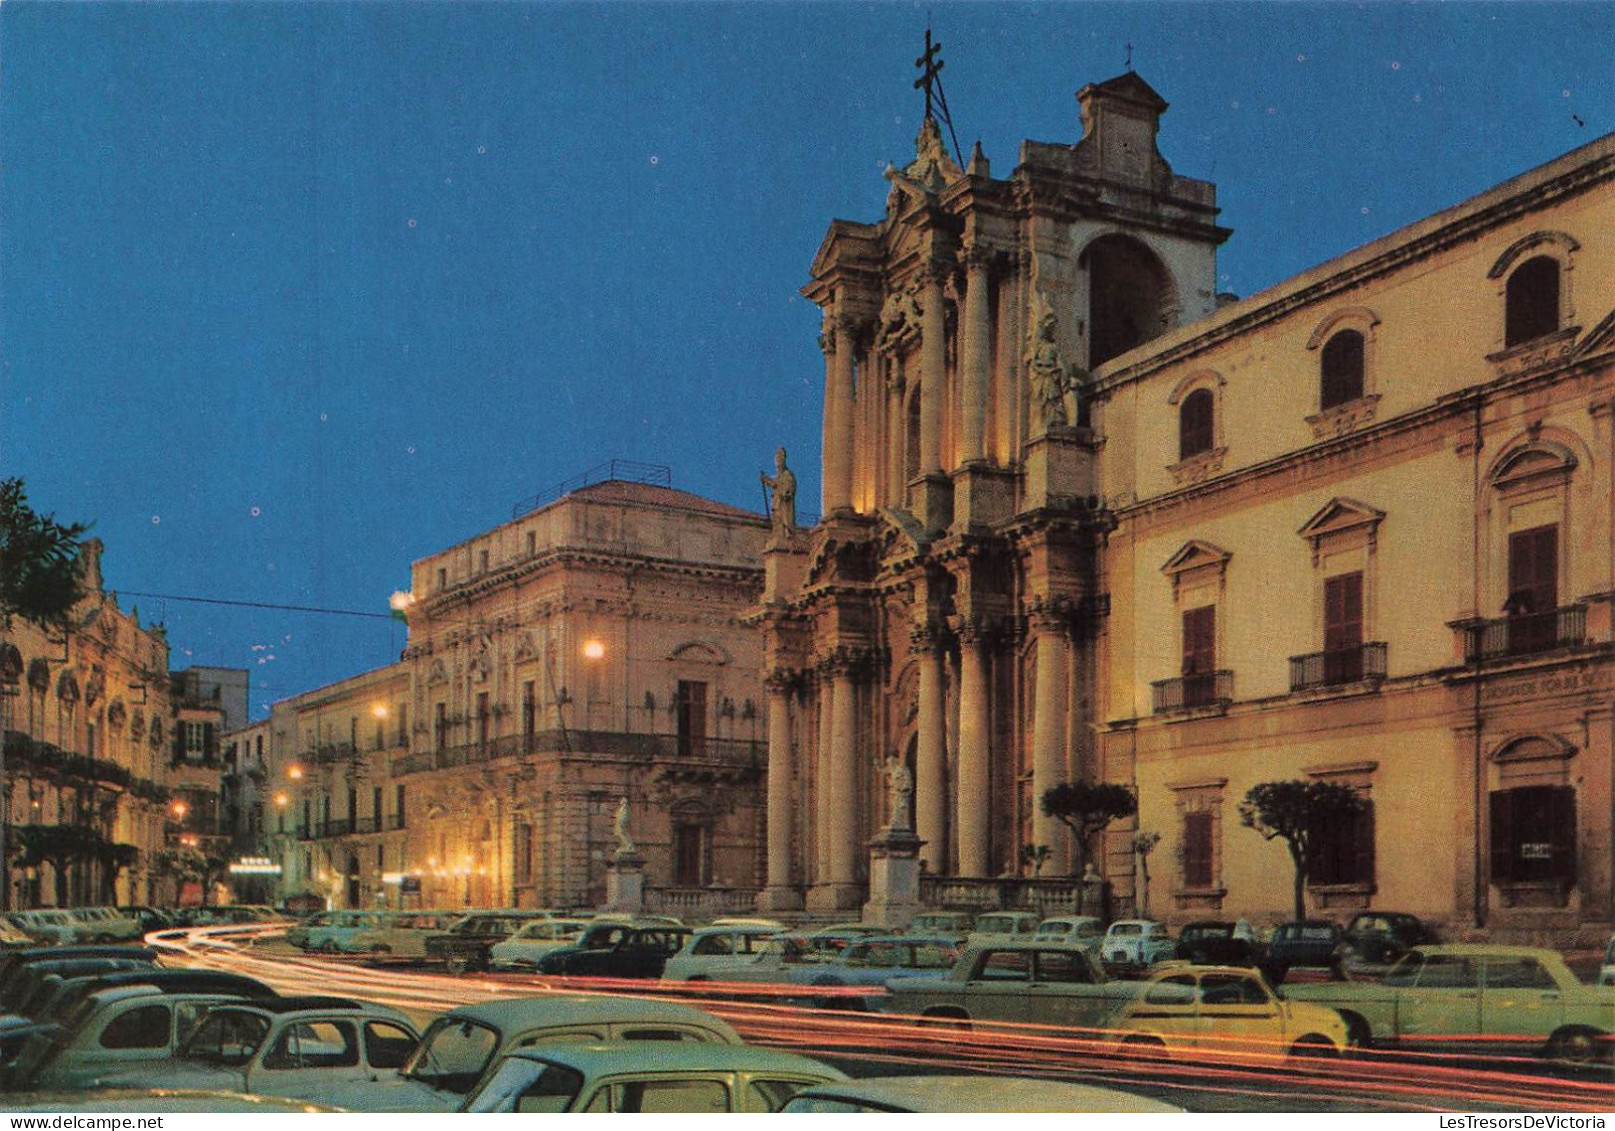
{"left": 463, "top": 1056, "right": 586, "bottom": 1113}
{"left": 180, "top": 1010, "right": 271, "bottom": 1067}
{"left": 1183, "top": 925, "right": 1232, "bottom": 940}
{"left": 402, "top": 1016, "right": 502, "bottom": 1094}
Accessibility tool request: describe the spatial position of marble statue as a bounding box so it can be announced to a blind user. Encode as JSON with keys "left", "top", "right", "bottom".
{"left": 760, "top": 447, "right": 797, "bottom": 535}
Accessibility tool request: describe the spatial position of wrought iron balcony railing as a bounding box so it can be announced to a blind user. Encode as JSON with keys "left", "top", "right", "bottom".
{"left": 1151, "top": 671, "right": 1233, "bottom": 714}
{"left": 1461, "top": 604, "right": 1586, "bottom": 662}
{"left": 1289, "top": 642, "right": 1388, "bottom": 692}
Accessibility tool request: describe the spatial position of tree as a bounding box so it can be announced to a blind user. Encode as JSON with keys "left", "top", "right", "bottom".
{"left": 1239, "top": 779, "right": 1367, "bottom": 921}
{"left": 1041, "top": 781, "right": 1138, "bottom": 877}
{"left": 0, "top": 478, "right": 88, "bottom": 628}
{"left": 153, "top": 847, "right": 231, "bottom": 907}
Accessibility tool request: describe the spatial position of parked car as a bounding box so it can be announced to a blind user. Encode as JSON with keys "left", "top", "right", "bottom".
{"left": 284, "top": 910, "right": 387, "bottom": 954}
{"left": 534, "top": 923, "right": 693, "bottom": 979}
{"left": 0, "top": 919, "right": 35, "bottom": 948}
{"left": 908, "top": 911, "right": 975, "bottom": 937}
{"left": 424, "top": 911, "right": 556, "bottom": 974}
{"left": 967, "top": 911, "right": 1041, "bottom": 945}
{"left": 486, "top": 918, "right": 590, "bottom": 971}
{"left": 116, "top": 907, "right": 179, "bottom": 936}
{"left": 460, "top": 1042, "right": 847, "bottom": 1113}
{"left": 781, "top": 1075, "right": 1183, "bottom": 1113}
{"left": 0, "top": 947, "right": 160, "bottom": 1007}
{"left": 1599, "top": 934, "right": 1615, "bottom": 988}
{"left": 1113, "top": 964, "right": 1348, "bottom": 1058}
{"left": 1101, "top": 919, "right": 1175, "bottom": 974}
{"left": 1334, "top": 911, "right": 1439, "bottom": 974}
{"left": 1032, "top": 915, "right": 1106, "bottom": 956}
{"left": 349, "top": 911, "right": 468, "bottom": 961}
{"left": 2, "top": 956, "right": 160, "bottom": 1016}
{"left": 67, "top": 908, "right": 143, "bottom": 943}
{"left": 2, "top": 1089, "right": 342, "bottom": 1113}
{"left": 795, "top": 935, "right": 963, "bottom": 1010}
{"left": 13, "top": 974, "right": 279, "bottom": 1090}
{"left": 94, "top": 996, "right": 421, "bottom": 1099}
{"left": 316, "top": 994, "right": 742, "bottom": 1112}
{"left": 1262, "top": 920, "right": 1343, "bottom": 983}
{"left": 883, "top": 941, "right": 1135, "bottom": 1028}
{"left": 662, "top": 925, "right": 789, "bottom": 982}
{"left": 1284, "top": 944, "right": 1615, "bottom": 1062}
{"left": 1173, "top": 920, "right": 1261, "bottom": 965}
{"left": 7, "top": 911, "right": 86, "bottom": 946}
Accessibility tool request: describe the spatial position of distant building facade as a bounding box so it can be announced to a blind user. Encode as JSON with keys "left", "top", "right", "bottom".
{"left": 0, "top": 540, "right": 179, "bottom": 907}
{"left": 272, "top": 474, "right": 771, "bottom": 914}
{"left": 766, "top": 69, "right": 1615, "bottom": 943}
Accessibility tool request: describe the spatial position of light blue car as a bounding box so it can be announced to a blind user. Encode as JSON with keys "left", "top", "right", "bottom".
{"left": 792, "top": 935, "right": 963, "bottom": 1011}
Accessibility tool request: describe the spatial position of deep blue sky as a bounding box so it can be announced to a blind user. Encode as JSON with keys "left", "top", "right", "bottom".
{"left": 4, "top": 2, "right": 1611, "bottom": 719}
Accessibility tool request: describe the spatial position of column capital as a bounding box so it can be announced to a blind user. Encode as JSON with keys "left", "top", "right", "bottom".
{"left": 961, "top": 243, "right": 997, "bottom": 274}
{"left": 764, "top": 668, "right": 808, "bottom": 696}
{"left": 815, "top": 645, "right": 879, "bottom": 680}
{"left": 1026, "top": 595, "right": 1076, "bottom": 635}
{"left": 909, "top": 621, "right": 946, "bottom": 651}
{"left": 952, "top": 615, "right": 1002, "bottom": 647}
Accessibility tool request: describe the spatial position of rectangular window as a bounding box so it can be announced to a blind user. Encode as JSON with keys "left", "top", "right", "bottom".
{"left": 476, "top": 692, "right": 490, "bottom": 751}
{"left": 1490, "top": 785, "right": 1575, "bottom": 884}
{"left": 1507, "top": 525, "right": 1559, "bottom": 654}
{"left": 673, "top": 824, "right": 705, "bottom": 886}
{"left": 1323, "top": 572, "right": 1364, "bottom": 683}
{"left": 372, "top": 786, "right": 383, "bottom": 824}
{"left": 434, "top": 702, "right": 448, "bottom": 752}
{"left": 1183, "top": 810, "right": 1214, "bottom": 888}
{"left": 1311, "top": 799, "right": 1375, "bottom": 886}
{"left": 1181, "top": 606, "right": 1216, "bottom": 707}
{"left": 514, "top": 824, "right": 533, "bottom": 884}
{"left": 676, "top": 681, "right": 708, "bottom": 756}
{"left": 522, "top": 681, "right": 537, "bottom": 749}
{"left": 395, "top": 784, "right": 406, "bottom": 830}
{"left": 396, "top": 704, "right": 408, "bottom": 747}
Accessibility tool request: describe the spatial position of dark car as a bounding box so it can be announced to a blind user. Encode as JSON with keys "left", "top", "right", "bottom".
{"left": 1173, "top": 921, "right": 1261, "bottom": 966}
{"left": 425, "top": 912, "right": 551, "bottom": 974}
{"left": 1260, "top": 920, "right": 1342, "bottom": 983}
{"left": 535, "top": 924, "right": 694, "bottom": 979}
{"left": 1335, "top": 912, "right": 1438, "bottom": 974}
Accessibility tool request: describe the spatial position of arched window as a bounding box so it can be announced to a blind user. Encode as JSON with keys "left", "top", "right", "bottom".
{"left": 1320, "top": 330, "right": 1365, "bottom": 410}
{"left": 1082, "top": 233, "right": 1176, "bottom": 368}
{"left": 1179, "top": 388, "right": 1214, "bottom": 460}
{"left": 1504, "top": 256, "right": 1561, "bottom": 347}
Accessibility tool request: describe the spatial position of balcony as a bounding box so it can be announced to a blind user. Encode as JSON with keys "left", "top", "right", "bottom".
{"left": 1151, "top": 671, "right": 1233, "bottom": 714}
{"left": 1289, "top": 642, "right": 1388, "bottom": 692}
{"left": 389, "top": 729, "right": 765, "bottom": 777}
{"left": 1460, "top": 605, "right": 1586, "bottom": 663}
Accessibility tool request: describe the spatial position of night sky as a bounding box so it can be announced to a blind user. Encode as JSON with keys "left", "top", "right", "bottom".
{"left": 3, "top": 2, "right": 1610, "bottom": 719}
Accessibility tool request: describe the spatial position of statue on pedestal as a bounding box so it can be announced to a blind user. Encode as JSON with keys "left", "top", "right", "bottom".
{"left": 1026, "top": 291, "right": 1084, "bottom": 429}
{"left": 884, "top": 754, "right": 914, "bottom": 832}
{"left": 760, "top": 447, "right": 797, "bottom": 535}
{"left": 613, "top": 797, "right": 636, "bottom": 858}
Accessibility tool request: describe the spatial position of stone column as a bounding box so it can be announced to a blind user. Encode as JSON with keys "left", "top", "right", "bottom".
{"left": 1030, "top": 608, "right": 1068, "bottom": 855}
{"left": 914, "top": 626, "right": 948, "bottom": 874}
{"left": 956, "top": 621, "right": 991, "bottom": 877}
{"left": 828, "top": 656, "right": 861, "bottom": 888}
{"left": 960, "top": 250, "right": 991, "bottom": 465}
{"left": 919, "top": 269, "right": 946, "bottom": 476}
{"left": 760, "top": 671, "right": 803, "bottom": 910}
{"left": 821, "top": 315, "right": 855, "bottom": 514}
{"left": 814, "top": 675, "right": 833, "bottom": 886}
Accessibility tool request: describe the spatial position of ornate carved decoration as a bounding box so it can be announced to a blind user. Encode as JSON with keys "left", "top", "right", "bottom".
{"left": 1305, "top": 393, "right": 1381, "bottom": 440}
{"left": 1166, "top": 446, "right": 1227, "bottom": 487}
{"left": 1026, "top": 289, "right": 1084, "bottom": 429}
{"left": 1486, "top": 325, "right": 1579, "bottom": 378}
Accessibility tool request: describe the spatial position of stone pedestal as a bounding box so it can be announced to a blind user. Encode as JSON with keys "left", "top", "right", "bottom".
{"left": 907, "top": 473, "right": 954, "bottom": 535}
{"left": 603, "top": 853, "right": 646, "bottom": 914}
{"left": 1024, "top": 427, "right": 1093, "bottom": 506}
{"left": 950, "top": 463, "right": 1018, "bottom": 534}
{"left": 757, "top": 885, "right": 804, "bottom": 913}
{"left": 862, "top": 827, "right": 925, "bottom": 929}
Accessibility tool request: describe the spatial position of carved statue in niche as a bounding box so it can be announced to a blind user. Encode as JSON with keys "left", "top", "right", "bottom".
{"left": 1026, "top": 290, "right": 1084, "bottom": 429}
{"left": 877, "top": 286, "right": 924, "bottom": 354}
{"left": 759, "top": 447, "right": 797, "bottom": 535}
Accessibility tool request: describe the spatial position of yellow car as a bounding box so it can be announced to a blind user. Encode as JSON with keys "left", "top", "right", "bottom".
{"left": 1115, "top": 964, "right": 1348, "bottom": 1059}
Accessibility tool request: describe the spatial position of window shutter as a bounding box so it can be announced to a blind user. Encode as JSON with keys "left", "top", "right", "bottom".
{"left": 1183, "top": 811, "right": 1213, "bottom": 888}
{"left": 203, "top": 722, "right": 217, "bottom": 758}
{"left": 1550, "top": 786, "right": 1577, "bottom": 882}
{"left": 1489, "top": 790, "right": 1514, "bottom": 883}
{"left": 1353, "top": 802, "right": 1376, "bottom": 887}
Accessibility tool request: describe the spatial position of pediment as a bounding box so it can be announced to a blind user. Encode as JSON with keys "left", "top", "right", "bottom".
{"left": 1160, "top": 539, "right": 1231, "bottom": 579}
{"left": 1490, "top": 442, "right": 1576, "bottom": 491}
{"left": 668, "top": 640, "right": 730, "bottom": 667}
{"left": 1297, "top": 498, "right": 1386, "bottom": 543}
{"left": 1086, "top": 71, "right": 1169, "bottom": 112}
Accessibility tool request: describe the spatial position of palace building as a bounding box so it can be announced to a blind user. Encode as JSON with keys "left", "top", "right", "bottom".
{"left": 762, "top": 69, "right": 1615, "bottom": 941}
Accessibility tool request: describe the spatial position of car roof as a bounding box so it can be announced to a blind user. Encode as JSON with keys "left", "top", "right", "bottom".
{"left": 497, "top": 1041, "right": 844, "bottom": 1077}
{"left": 958, "top": 939, "right": 1092, "bottom": 955}
{"left": 843, "top": 936, "right": 961, "bottom": 947}
{"left": 78, "top": 970, "right": 276, "bottom": 997}
{"left": 440, "top": 995, "right": 738, "bottom": 1036}
{"left": 789, "top": 1075, "right": 1183, "bottom": 1113}
{"left": 1107, "top": 919, "right": 1163, "bottom": 929}
{"left": 214, "top": 995, "right": 393, "bottom": 1015}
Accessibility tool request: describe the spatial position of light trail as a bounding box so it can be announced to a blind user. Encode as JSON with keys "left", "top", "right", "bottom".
{"left": 150, "top": 925, "right": 1615, "bottom": 1113}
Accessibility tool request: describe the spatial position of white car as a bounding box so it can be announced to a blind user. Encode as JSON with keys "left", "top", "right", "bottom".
{"left": 661, "top": 925, "right": 787, "bottom": 981}
{"left": 7, "top": 912, "right": 84, "bottom": 945}
{"left": 94, "top": 997, "right": 420, "bottom": 1101}
{"left": 486, "top": 918, "right": 590, "bottom": 971}
{"left": 348, "top": 911, "right": 467, "bottom": 960}
{"left": 966, "top": 911, "right": 1041, "bottom": 945}
{"left": 314, "top": 995, "right": 742, "bottom": 1112}
{"left": 66, "top": 909, "right": 143, "bottom": 943}
{"left": 1034, "top": 915, "right": 1106, "bottom": 956}
{"left": 1102, "top": 919, "right": 1176, "bottom": 970}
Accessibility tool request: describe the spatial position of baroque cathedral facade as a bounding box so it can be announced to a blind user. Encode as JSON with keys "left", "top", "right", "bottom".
{"left": 760, "top": 70, "right": 1615, "bottom": 943}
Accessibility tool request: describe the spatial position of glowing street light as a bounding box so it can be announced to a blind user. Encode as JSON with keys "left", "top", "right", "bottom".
{"left": 170, "top": 800, "right": 189, "bottom": 820}
{"left": 582, "top": 639, "right": 605, "bottom": 661}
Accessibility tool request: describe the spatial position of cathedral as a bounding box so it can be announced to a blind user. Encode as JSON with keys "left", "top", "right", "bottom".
{"left": 759, "top": 67, "right": 1615, "bottom": 943}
